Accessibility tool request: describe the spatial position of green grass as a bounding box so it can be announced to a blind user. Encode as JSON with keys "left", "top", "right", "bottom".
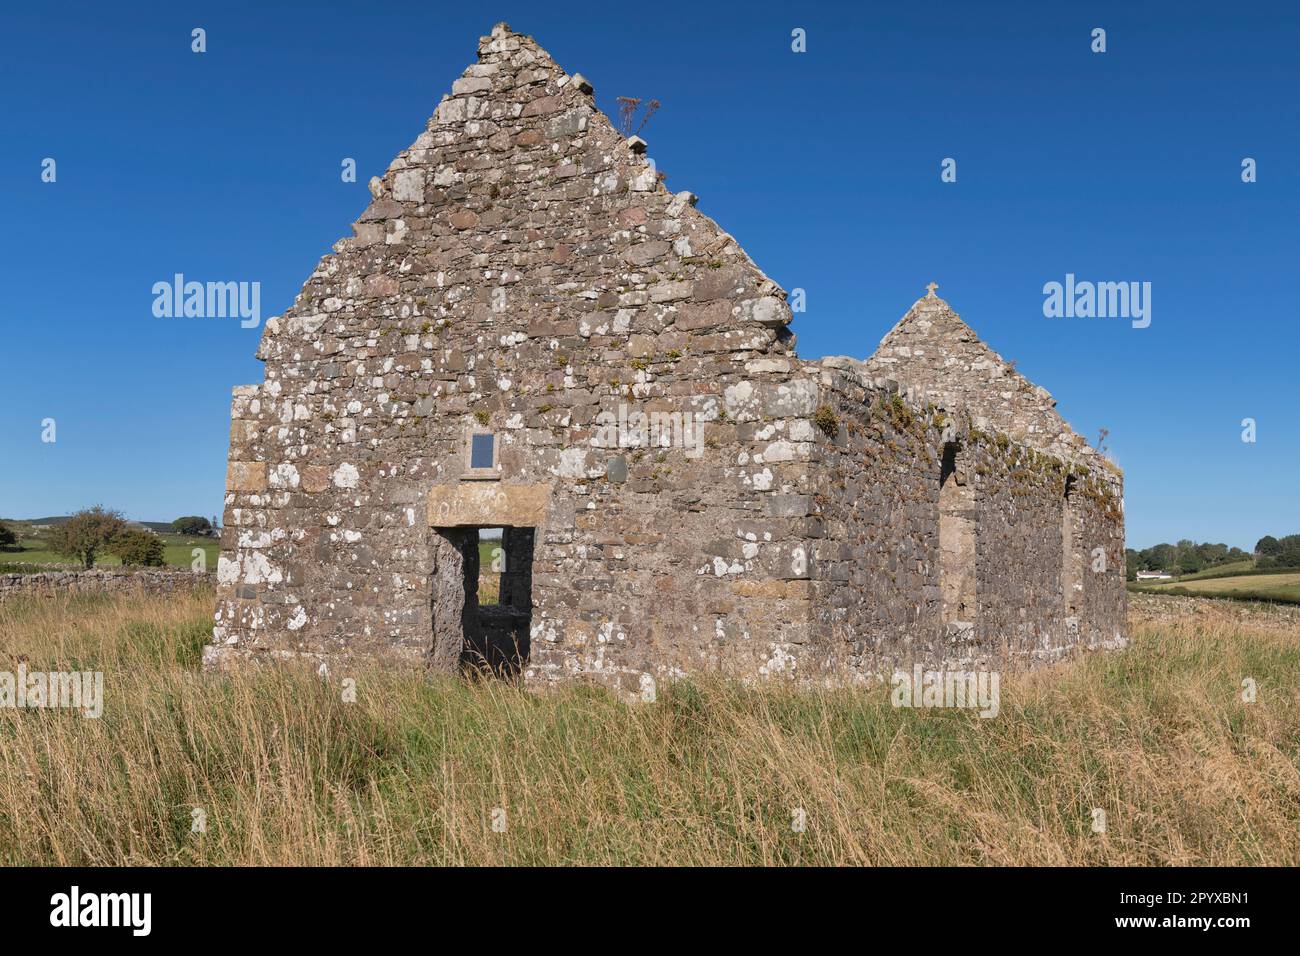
{"left": 0, "top": 533, "right": 219, "bottom": 571}
{"left": 1148, "top": 571, "right": 1300, "bottom": 593}
{"left": 1137, "top": 560, "right": 1300, "bottom": 587}
{"left": 478, "top": 539, "right": 502, "bottom": 603}
{"left": 1171, "top": 559, "right": 1256, "bottom": 582}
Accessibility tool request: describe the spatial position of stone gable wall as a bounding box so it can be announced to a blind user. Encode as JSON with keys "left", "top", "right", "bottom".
{"left": 866, "top": 295, "right": 1121, "bottom": 478}
{"left": 211, "top": 24, "right": 824, "bottom": 694}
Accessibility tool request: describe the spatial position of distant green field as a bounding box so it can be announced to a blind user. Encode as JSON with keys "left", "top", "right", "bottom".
{"left": 0, "top": 532, "right": 220, "bottom": 571}
{"left": 1136, "top": 571, "right": 1300, "bottom": 604}
{"left": 3, "top": 525, "right": 492, "bottom": 581}
{"left": 1170, "top": 559, "right": 1256, "bottom": 582}
{"left": 478, "top": 539, "right": 502, "bottom": 603}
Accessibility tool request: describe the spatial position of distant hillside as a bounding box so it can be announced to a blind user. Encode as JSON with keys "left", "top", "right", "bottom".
{"left": 5, "top": 517, "right": 200, "bottom": 534}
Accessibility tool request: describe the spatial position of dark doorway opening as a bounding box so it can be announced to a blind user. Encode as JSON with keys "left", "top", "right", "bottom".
{"left": 430, "top": 525, "right": 534, "bottom": 680}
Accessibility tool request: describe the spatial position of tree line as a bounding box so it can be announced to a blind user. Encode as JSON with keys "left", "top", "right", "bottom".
{"left": 1126, "top": 533, "right": 1300, "bottom": 579}
{"left": 1252, "top": 534, "right": 1300, "bottom": 569}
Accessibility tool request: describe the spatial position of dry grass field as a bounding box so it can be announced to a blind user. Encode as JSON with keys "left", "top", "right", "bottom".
{"left": 0, "top": 588, "right": 1296, "bottom": 865}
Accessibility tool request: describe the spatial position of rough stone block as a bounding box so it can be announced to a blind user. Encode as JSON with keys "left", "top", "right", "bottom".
{"left": 227, "top": 461, "right": 267, "bottom": 493}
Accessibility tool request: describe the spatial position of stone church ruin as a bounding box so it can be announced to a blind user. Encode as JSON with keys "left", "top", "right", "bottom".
{"left": 208, "top": 23, "right": 1126, "bottom": 694}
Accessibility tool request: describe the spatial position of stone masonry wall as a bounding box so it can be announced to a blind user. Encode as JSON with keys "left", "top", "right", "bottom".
{"left": 1070, "top": 469, "right": 1127, "bottom": 650}
{"left": 806, "top": 360, "right": 1126, "bottom": 681}
{"left": 805, "top": 364, "right": 942, "bottom": 681}
{"left": 209, "top": 22, "right": 1127, "bottom": 693}
{"left": 211, "top": 23, "right": 826, "bottom": 696}
{"left": 969, "top": 432, "right": 1079, "bottom": 661}
{"left": 970, "top": 434, "right": 1127, "bottom": 661}
{"left": 0, "top": 568, "right": 213, "bottom": 602}
{"left": 867, "top": 293, "right": 1088, "bottom": 462}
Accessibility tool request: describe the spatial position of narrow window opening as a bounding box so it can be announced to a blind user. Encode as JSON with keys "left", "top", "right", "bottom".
{"left": 1062, "top": 475, "right": 1083, "bottom": 616}
{"left": 939, "top": 443, "right": 977, "bottom": 624}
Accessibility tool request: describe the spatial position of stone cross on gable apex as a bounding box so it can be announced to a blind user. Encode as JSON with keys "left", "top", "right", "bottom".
{"left": 926, "top": 282, "right": 939, "bottom": 297}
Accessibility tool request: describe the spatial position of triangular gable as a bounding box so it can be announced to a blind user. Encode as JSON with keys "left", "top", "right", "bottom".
{"left": 864, "top": 290, "right": 1087, "bottom": 458}
{"left": 254, "top": 22, "right": 793, "bottom": 367}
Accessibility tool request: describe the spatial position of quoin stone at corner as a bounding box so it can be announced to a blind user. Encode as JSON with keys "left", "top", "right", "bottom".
{"left": 207, "top": 23, "right": 1126, "bottom": 696}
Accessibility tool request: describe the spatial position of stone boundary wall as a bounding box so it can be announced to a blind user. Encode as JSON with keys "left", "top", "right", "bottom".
{"left": 1127, "top": 590, "right": 1299, "bottom": 635}
{"left": 0, "top": 568, "right": 214, "bottom": 602}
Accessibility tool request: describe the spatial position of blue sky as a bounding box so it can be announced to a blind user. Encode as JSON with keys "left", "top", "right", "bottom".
{"left": 1, "top": 0, "right": 1296, "bottom": 549}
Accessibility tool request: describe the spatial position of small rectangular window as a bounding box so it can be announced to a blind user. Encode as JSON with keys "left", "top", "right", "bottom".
{"left": 470, "top": 433, "right": 495, "bottom": 470}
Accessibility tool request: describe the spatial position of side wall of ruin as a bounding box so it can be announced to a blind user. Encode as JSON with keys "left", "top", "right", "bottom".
{"left": 1068, "top": 470, "right": 1128, "bottom": 649}
{"left": 970, "top": 432, "right": 1076, "bottom": 660}
{"left": 808, "top": 366, "right": 1127, "bottom": 680}
{"left": 969, "top": 430, "right": 1126, "bottom": 660}
{"left": 806, "top": 366, "right": 943, "bottom": 681}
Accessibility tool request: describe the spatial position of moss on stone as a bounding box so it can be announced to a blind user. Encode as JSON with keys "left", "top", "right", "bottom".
{"left": 813, "top": 404, "right": 839, "bottom": 437}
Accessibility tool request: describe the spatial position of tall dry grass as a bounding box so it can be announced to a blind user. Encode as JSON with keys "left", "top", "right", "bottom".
{"left": 0, "top": 589, "right": 1296, "bottom": 865}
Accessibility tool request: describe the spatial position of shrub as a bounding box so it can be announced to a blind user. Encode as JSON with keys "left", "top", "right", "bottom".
{"left": 111, "top": 529, "right": 166, "bottom": 567}
{"left": 46, "top": 507, "right": 128, "bottom": 569}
